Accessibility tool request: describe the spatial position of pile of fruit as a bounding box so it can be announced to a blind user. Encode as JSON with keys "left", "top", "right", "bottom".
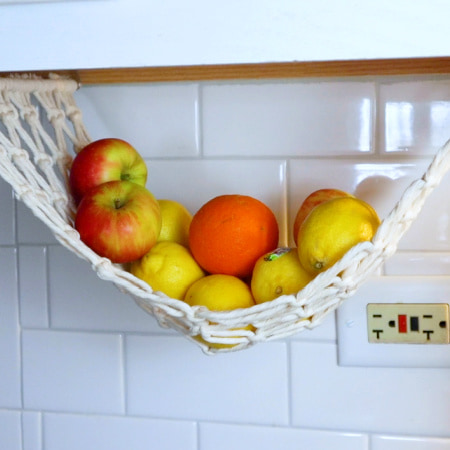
{"left": 70, "top": 138, "right": 381, "bottom": 319}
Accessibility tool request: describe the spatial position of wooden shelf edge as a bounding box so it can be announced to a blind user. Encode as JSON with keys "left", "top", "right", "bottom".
{"left": 2, "top": 57, "right": 450, "bottom": 85}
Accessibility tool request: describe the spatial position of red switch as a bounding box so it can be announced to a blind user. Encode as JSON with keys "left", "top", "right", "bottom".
{"left": 398, "top": 314, "right": 407, "bottom": 333}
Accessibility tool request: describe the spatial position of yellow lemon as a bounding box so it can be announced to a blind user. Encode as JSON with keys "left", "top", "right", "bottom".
{"left": 130, "top": 241, "right": 205, "bottom": 300}
{"left": 251, "top": 247, "right": 314, "bottom": 304}
{"left": 184, "top": 274, "right": 255, "bottom": 310}
{"left": 184, "top": 274, "right": 255, "bottom": 349}
{"left": 157, "top": 199, "right": 192, "bottom": 247}
{"left": 297, "top": 196, "right": 381, "bottom": 275}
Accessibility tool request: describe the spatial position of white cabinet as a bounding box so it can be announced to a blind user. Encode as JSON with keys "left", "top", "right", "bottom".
{"left": 0, "top": 0, "right": 449, "bottom": 72}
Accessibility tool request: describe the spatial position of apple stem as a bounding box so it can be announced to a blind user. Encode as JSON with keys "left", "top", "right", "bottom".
{"left": 114, "top": 198, "right": 124, "bottom": 209}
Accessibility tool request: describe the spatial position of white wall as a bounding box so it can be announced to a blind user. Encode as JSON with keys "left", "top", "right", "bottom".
{"left": 0, "top": 75, "right": 450, "bottom": 449}
{"left": 1, "top": 0, "right": 450, "bottom": 71}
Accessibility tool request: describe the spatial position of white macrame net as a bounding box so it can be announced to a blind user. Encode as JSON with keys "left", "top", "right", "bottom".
{"left": 1, "top": 74, "right": 449, "bottom": 354}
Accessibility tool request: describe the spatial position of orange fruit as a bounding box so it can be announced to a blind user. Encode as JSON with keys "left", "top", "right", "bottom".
{"left": 293, "top": 188, "right": 352, "bottom": 245}
{"left": 189, "top": 194, "right": 279, "bottom": 278}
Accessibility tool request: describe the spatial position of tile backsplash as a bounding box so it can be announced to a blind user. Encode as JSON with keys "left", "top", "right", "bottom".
{"left": 1, "top": 76, "right": 449, "bottom": 450}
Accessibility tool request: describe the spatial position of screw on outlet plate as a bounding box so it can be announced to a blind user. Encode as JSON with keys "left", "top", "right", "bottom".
{"left": 367, "top": 303, "right": 450, "bottom": 344}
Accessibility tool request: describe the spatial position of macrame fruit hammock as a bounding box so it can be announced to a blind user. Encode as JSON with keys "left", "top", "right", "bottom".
{"left": 1, "top": 75, "right": 449, "bottom": 354}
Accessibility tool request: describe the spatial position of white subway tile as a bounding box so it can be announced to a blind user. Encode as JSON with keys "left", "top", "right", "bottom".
{"left": 394, "top": 158, "right": 450, "bottom": 251}
{"left": 0, "top": 410, "right": 21, "bottom": 450}
{"left": 372, "top": 434, "right": 450, "bottom": 450}
{"left": 289, "top": 158, "right": 450, "bottom": 251}
{"left": 126, "top": 336, "right": 289, "bottom": 425}
{"left": 22, "top": 329, "right": 124, "bottom": 414}
{"left": 200, "top": 422, "right": 368, "bottom": 450}
{"left": 202, "top": 81, "right": 374, "bottom": 156}
{"left": 380, "top": 80, "right": 450, "bottom": 154}
{"left": 0, "top": 178, "right": 15, "bottom": 245}
{"left": 18, "top": 246, "right": 49, "bottom": 328}
{"left": 16, "top": 201, "right": 57, "bottom": 245}
{"left": 43, "top": 412, "right": 196, "bottom": 450}
{"left": 48, "top": 245, "right": 170, "bottom": 333}
{"left": 147, "top": 159, "right": 288, "bottom": 244}
{"left": 290, "top": 342, "right": 450, "bottom": 435}
{"left": 22, "top": 411, "right": 42, "bottom": 450}
{"left": 0, "top": 248, "right": 21, "bottom": 409}
{"left": 289, "top": 310, "right": 336, "bottom": 342}
{"left": 75, "top": 83, "right": 200, "bottom": 158}
{"left": 384, "top": 252, "right": 450, "bottom": 276}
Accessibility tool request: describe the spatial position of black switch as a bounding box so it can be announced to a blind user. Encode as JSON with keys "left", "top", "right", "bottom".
{"left": 410, "top": 316, "right": 419, "bottom": 332}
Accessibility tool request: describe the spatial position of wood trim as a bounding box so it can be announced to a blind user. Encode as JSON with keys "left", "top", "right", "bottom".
{"left": 3, "top": 57, "right": 450, "bottom": 85}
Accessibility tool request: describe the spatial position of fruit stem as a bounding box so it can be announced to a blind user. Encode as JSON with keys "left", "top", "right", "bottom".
{"left": 314, "top": 261, "right": 324, "bottom": 270}
{"left": 114, "top": 198, "right": 124, "bottom": 209}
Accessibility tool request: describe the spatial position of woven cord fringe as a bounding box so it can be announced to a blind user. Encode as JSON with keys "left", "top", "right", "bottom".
{"left": 0, "top": 75, "right": 449, "bottom": 354}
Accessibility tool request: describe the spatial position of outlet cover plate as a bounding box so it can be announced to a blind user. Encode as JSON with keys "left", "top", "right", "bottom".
{"left": 337, "top": 276, "right": 450, "bottom": 368}
{"left": 367, "top": 303, "right": 449, "bottom": 344}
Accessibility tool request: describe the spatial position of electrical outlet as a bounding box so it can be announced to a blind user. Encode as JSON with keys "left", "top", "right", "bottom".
{"left": 367, "top": 303, "right": 449, "bottom": 344}
{"left": 336, "top": 276, "right": 450, "bottom": 368}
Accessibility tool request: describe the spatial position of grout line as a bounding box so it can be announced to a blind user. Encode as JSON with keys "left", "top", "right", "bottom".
{"left": 44, "top": 245, "right": 51, "bottom": 329}
{"left": 13, "top": 189, "right": 18, "bottom": 247}
{"left": 195, "top": 420, "right": 201, "bottom": 450}
{"left": 285, "top": 158, "right": 292, "bottom": 247}
{"left": 15, "top": 247, "right": 24, "bottom": 413}
{"left": 17, "top": 325, "right": 179, "bottom": 338}
{"left": 373, "top": 79, "right": 381, "bottom": 157}
{"left": 19, "top": 410, "right": 24, "bottom": 450}
{"left": 119, "top": 333, "right": 128, "bottom": 416}
{"left": 142, "top": 153, "right": 434, "bottom": 164}
{"left": 279, "top": 159, "right": 289, "bottom": 247}
{"left": 0, "top": 243, "right": 58, "bottom": 249}
{"left": 197, "top": 83, "right": 204, "bottom": 158}
{"left": 41, "top": 411, "right": 46, "bottom": 450}
{"left": 286, "top": 340, "right": 294, "bottom": 427}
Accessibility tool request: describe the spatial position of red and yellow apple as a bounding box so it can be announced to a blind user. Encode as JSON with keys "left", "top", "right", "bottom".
{"left": 74, "top": 180, "right": 161, "bottom": 264}
{"left": 293, "top": 188, "right": 352, "bottom": 245}
{"left": 69, "top": 138, "right": 147, "bottom": 204}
